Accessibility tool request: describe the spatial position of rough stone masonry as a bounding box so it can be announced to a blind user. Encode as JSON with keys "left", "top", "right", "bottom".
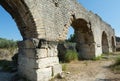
{"left": 0, "top": 0, "right": 116, "bottom": 81}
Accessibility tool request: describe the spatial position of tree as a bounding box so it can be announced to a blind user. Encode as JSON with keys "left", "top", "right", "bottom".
{"left": 116, "top": 36, "right": 120, "bottom": 42}
{"left": 67, "top": 34, "right": 76, "bottom": 42}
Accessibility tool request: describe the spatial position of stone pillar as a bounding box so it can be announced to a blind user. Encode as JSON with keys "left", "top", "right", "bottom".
{"left": 18, "top": 38, "right": 62, "bottom": 81}
{"left": 76, "top": 42, "right": 95, "bottom": 59}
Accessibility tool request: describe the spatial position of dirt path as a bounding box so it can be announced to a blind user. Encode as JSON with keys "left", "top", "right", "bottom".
{"left": 54, "top": 54, "right": 120, "bottom": 81}
{"left": 64, "top": 61, "right": 120, "bottom": 81}
{"left": 0, "top": 54, "right": 120, "bottom": 81}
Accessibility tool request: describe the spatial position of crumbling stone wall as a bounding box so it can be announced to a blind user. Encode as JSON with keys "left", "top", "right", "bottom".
{"left": 0, "top": 0, "right": 116, "bottom": 81}
{"left": 18, "top": 39, "right": 61, "bottom": 81}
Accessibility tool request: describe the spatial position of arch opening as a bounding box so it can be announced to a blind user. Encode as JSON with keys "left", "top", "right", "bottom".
{"left": 71, "top": 19, "right": 95, "bottom": 59}
{"left": 67, "top": 26, "right": 75, "bottom": 42}
{"left": 0, "top": 6, "right": 22, "bottom": 41}
{"left": 58, "top": 18, "right": 95, "bottom": 60}
{"left": 102, "top": 31, "right": 109, "bottom": 53}
{"left": 0, "top": 0, "right": 38, "bottom": 40}
{"left": 0, "top": 1, "right": 38, "bottom": 80}
{"left": 0, "top": 5, "right": 22, "bottom": 74}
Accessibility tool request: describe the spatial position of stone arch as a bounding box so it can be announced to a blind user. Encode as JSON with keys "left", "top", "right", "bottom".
{"left": 101, "top": 31, "right": 109, "bottom": 53}
{"left": 111, "top": 36, "right": 116, "bottom": 52}
{"left": 65, "top": 18, "right": 95, "bottom": 59}
{"left": 0, "top": 0, "right": 38, "bottom": 40}
{"left": 72, "top": 19, "right": 95, "bottom": 59}
{"left": 0, "top": 1, "right": 40, "bottom": 81}
{"left": 58, "top": 13, "right": 91, "bottom": 41}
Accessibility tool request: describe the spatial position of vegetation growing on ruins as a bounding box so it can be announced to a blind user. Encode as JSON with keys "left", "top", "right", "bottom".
{"left": 65, "top": 50, "right": 78, "bottom": 62}
{"left": 58, "top": 34, "right": 78, "bottom": 62}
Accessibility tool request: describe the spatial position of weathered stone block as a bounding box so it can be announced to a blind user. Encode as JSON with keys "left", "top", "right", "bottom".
{"left": 18, "top": 38, "right": 40, "bottom": 49}
{"left": 47, "top": 48, "right": 54, "bottom": 57}
{"left": 37, "top": 67, "right": 52, "bottom": 81}
{"left": 52, "top": 64, "right": 62, "bottom": 77}
{"left": 20, "top": 49, "right": 36, "bottom": 58}
{"left": 18, "top": 40, "right": 35, "bottom": 49}
{"left": 36, "top": 57, "right": 59, "bottom": 69}
{"left": 36, "top": 48, "right": 48, "bottom": 58}
{"left": 18, "top": 65, "right": 37, "bottom": 81}
{"left": 47, "top": 43, "right": 58, "bottom": 57}
{"left": 18, "top": 54, "right": 36, "bottom": 69}
{"left": 19, "top": 48, "right": 48, "bottom": 59}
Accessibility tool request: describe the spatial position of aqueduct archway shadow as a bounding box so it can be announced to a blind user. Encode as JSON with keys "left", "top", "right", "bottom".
{"left": 111, "top": 36, "right": 116, "bottom": 52}
{"left": 102, "top": 31, "right": 109, "bottom": 53}
{"left": 58, "top": 18, "right": 95, "bottom": 60}
{"left": 71, "top": 18, "right": 95, "bottom": 59}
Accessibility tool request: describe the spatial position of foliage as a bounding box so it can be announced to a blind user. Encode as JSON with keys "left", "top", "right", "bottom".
{"left": 0, "top": 38, "right": 17, "bottom": 48}
{"left": 58, "top": 41, "right": 77, "bottom": 62}
{"left": 0, "top": 38, "right": 18, "bottom": 72}
{"left": 116, "top": 36, "right": 120, "bottom": 42}
{"left": 59, "top": 34, "right": 78, "bottom": 62}
{"left": 67, "top": 34, "right": 76, "bottom": 43}
{"left": 65, "top": 50, "right": 78, "bottom": 62}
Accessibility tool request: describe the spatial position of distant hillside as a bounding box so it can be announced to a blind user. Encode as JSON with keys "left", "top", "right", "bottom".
{"left": 0, "top": 38, "right": 17, "bottom": 48}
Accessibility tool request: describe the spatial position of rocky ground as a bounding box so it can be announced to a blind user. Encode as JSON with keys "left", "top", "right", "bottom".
{"left": 0, "top": 52, "right": 120, "bottom": 81}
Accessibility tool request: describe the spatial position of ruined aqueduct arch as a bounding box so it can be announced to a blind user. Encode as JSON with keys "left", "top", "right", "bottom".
{"left": 0, "top": 0, "right": 116, "bottom": 81}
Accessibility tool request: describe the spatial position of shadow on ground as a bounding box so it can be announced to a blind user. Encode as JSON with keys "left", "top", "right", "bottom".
{"left": 96, "top": 78, "right": 120, "bottom": 81}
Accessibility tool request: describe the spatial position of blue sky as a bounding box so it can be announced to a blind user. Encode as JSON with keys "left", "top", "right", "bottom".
{"left": 0, "top": 1, "right": 120, "bottom": 40}
{"left": 78, "top": 0, "right": 120, "bottom": 37}
{"left": 68, "top": 0, "right": 120, "bottom": 38}
{"left": 0, "top": 5, "right": 22, "bottom": 40}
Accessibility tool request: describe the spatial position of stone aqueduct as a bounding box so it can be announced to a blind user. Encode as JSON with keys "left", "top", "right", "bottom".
{"left": 0, "top": 0, "right": 116, "bottom": 81}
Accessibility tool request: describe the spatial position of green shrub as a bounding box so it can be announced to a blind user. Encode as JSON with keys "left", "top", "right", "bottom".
{"left": 58, "top": 41, "right": 77, "bottom": 63}
{"left": 65, "top": 50, "right": 78, "bottom": 62}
